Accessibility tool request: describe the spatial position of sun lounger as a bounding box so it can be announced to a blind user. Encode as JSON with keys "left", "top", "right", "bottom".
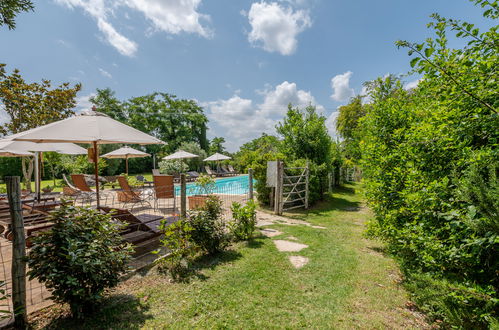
{"left": 228, "top": 164, "right": 239, "bottom": 175}
{"left": 186, "top": 171, "right": 200, "bottom": 182}
{"left": 99, "top": 206, "right": 178, "bottom": 235}
{"left": 221, "top": 165, "right": 235, "bottom": 176}
{"left": 117, "top": 176, "right": 151, "bottom": 211}
{"left": 205, "top": 166, "right": 217, "bottom": 177}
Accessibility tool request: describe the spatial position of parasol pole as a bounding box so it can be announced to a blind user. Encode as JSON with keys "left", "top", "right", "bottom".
{"left": 93, "top": 141, "right": 100, "bottom": 208}
{"left": 126, "top": 155, "right": 129, "bottom": 175}
{"left": 34, "top": 151, "right": 40, "bottom": 201}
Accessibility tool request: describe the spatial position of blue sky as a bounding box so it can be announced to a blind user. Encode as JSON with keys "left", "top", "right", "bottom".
{"left": 0, "top": 0, "right": 493, "bottom": 151}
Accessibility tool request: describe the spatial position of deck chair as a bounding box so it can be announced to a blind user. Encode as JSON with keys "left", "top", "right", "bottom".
{"left": 152, "top": 175, "right": 176, "bottom": 212}
{"left": 117, "top": 176, "right": 151, "bottom": 211}
{"left": 186, "top": 171, "right": 200, "bottom": 182}
{"left": 228, "top": 165, "right": 239, "bottom": 175}
{"left": 221, "top": 165, "right": 234, "bottom": 176}
{"left": 205, "top": 166, "right": 217, "bottom": 177}
{"left": 62, "top": 174, "right": 81, "bottom": 196}
{"left": 70, "top": 174, "right": 97, "bottom": 203}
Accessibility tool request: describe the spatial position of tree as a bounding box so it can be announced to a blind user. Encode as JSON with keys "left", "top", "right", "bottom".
{"left": 335, "top": 95, "right": 367, "bottom": 161}
{"left": 336, "top": 96, "right": 366, "bottom": 140}
{"left": 0, "top": 64, "right": 81, "bottom": 190}
{"left": 209, "top": 137, "right": 226, "bottom": 154}
{"left": 360, "top": 3, "right": 498, "bottom": 326}
{"left": 91, "top": 89, "right": 209, "bottom": 171}
{"left": 276, "top": 104, "right": 332, "bottom": 166}
{"left": 276, "top": 104, "right": 333, "bottom": 203}
{"left": 0, "top": 0, "right": 33, "bottom": 30}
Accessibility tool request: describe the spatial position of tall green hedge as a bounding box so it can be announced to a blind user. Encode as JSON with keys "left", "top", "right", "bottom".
{"left": 361, "top": 4, "right": 498, "bottom": 327}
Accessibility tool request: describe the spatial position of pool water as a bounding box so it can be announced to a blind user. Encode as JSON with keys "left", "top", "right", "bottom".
{"left": 175, "top": 175, "right": 254, "bottom": 196}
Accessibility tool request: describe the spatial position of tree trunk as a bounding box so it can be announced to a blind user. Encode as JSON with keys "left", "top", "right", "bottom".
{"left": 21, "top": 157, "right": 34, "bottom": 192}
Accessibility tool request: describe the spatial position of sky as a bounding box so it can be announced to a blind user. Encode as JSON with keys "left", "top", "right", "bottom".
{"left": 0, "top": 0, "right": 494, "bottom": 151}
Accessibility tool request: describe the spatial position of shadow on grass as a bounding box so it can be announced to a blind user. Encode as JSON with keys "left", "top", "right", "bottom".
{"left": 189, "top": 249, "right": 243, "bottom": 281}
{"left": 285, "top": 194, "right": 362, "bottom": 219}
{"left": 245, "top": 236, "right": 266, "bottom": 249}
{"left": 41, "top": 294, "right": 152, "bottom": 330}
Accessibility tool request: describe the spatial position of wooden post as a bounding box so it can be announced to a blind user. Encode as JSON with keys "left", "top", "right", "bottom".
{"left": 274, "top": 160, "right": 284, "bottom": 215}
{"left": 6, "top": 176, "right": 27, "bottom": 329}
{"left": 248, "top": 168, "right": 254, "bottom": 200}
{"left": 269, "top": 187, "right": 275, "bottom": 209}
{"left": 328, "top": 172, "right": 332, "bottom": 193}
{"left": 180, "top": 174, "right": 186, "bottom": 218}
{"left": 93, "top": 141, "right": 100, "bottom": 208}
{"left": 305, "top": 161, "right": 309, "bottom": 209}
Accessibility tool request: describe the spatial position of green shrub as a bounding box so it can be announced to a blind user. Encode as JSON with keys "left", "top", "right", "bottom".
{"left": 155, "top": 220, "right": 197, "bottom": 282}
{"left": 159, "top": 159, "right": 188, "bottom": 175}
{"left": 195, "top": 174, "right": 215, "bottom": 195}
{"left": 229, "top": 200, "right": 257, "bottom": 241}
{"left": 27, "top": 204, "right": 133, "bottom": 318}
{"left": 187, "top": 196, "right": 229, "bottom": 254}
{"left": 360, "top": 5, "right": 499, "bottom": 326}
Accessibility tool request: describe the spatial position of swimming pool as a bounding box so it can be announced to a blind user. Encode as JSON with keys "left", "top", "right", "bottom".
{"left": 175, "top": 175, "right": 254, "bottom": 196}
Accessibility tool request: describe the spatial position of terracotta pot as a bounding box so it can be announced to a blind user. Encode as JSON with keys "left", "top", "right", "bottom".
{"left": 188, "top": 195, "right": 209, "bottom": 209}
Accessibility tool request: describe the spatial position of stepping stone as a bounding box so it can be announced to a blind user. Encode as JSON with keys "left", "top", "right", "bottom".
{"left": 273, "top": 240, "right": 308, "bottom": 252}
{"left": 289, "top": 256, "right": 309, "bottom": 269}
{"left": 311, "top": 225, "right": 326, "bottom": 229}
{"left": 286, "top": 236, "right": 298, "bottom": 241}
{"left": 260, "top": 228, "right": 283, "bottom": 237}
{"left": 256, "top": 220, "right": 274, "bottom": 227}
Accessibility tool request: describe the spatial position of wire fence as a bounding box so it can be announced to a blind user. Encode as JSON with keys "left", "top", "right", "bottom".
{"left": 0, "top": 173, "right": 254, "bottom": 326}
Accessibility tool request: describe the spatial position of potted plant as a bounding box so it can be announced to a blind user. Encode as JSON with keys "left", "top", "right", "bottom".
{"left": 42, "top": 185, "right": 54, "bottom": 193}
{"left": 188, "top": 174, "right": 215, "bottom": 209}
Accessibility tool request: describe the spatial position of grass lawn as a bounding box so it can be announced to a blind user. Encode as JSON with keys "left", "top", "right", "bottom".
{"left": 31, "top": 183, "right": 428, "bottom": 329}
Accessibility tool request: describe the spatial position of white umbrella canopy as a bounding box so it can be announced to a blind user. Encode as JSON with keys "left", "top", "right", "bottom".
{"left": 163, "top": 150, "right": 199, "bottom": 160}
{"left": 0, "top": 140, "right": 87, "bottom": 155}
{"left": 13, "top": 111, "right": 165, "bottom": 206}
{"left": 101, "top": 146, "right": 150, "bottom": 174}
{"left": 0, "top": 137, "right": 88, "bottom": 199}
{"left": 12, "top": 111, "right": 165, "bottom": 145}
{"left": 204, "top": 153, "right": 231, "bottom": 161}
{"left": 0, "top": 149, "right": 33, "bottom": 157}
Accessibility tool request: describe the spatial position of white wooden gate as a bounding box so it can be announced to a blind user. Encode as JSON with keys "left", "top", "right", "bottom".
{"left": 271, "top": 160, "right": 309, "bottom": 215}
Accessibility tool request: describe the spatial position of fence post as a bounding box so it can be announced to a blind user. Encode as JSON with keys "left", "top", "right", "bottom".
{"left": 328, "top": 172, "right": 332, "bottom": 193}
{"left": 274, "top": 160, "right": 282, "bottom": 215}
{"left": 6, "top": 176, "right": 27, "bottom": 329}
{"left": 180, "top": 174, "right": 187, "bottom": 218}
{"left": 305, "top": 161, "right": 309, "bottom": 209}
{"left": 248, "top": 168, "right": 254, "bottom": 200}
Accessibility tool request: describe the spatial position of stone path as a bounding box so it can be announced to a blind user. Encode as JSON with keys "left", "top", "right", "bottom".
{"left": 257, "top": 210, "right": 323, "bottom": 269}
{"left": 273, "top": 240, "right": 308, "bottom": 252}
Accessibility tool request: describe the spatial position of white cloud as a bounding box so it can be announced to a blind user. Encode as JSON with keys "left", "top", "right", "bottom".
{"left": 247, "top": 1, "right": 311, "bottom": 55}
{"left": 125, "top": 0, "right": 212, "bottom": 38}
{"left": 75, "top": 93, "right": 96, "bottom": 113}
{"left": 405, "top": 78, "right": 421, "bottom": 90}
{"left": 330, "top": 71, "right": 355, "bottom": 102}
{"left": 206, "top": 81, "right": 324, "bottom": 151}
{"left": 325, "top": 110, "right": 339, "bottom": 140}
{"left": 55, "top": 0, "right": 138, "bottom": 56}
{"left": 55, "top": 0, "right": 212, "bottom": 56}
{"left": 259, "top": 81, "right": 324, "bottom": 116}
{"left": 98, "top": 68, "right": 112, "bottom": 78}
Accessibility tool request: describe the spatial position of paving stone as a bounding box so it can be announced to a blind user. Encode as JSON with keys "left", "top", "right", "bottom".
{"left": 260, "top": 228, "right": 283, "bottom": 237}
{"left": 273, "top": 240, "right": 308, "bottom": 252}
{"left": 289, "top": 256, "right": 309, "bottom": 269}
